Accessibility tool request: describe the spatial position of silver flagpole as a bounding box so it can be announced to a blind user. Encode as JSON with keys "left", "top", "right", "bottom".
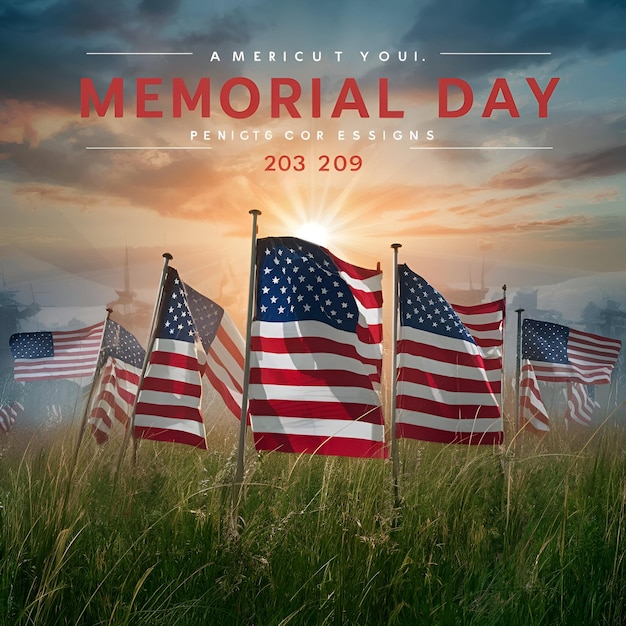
{"left": 72, "top": 307, "right": 113, "bottom": 463}
{"left": 115, "top": 252, "right": 173, "bottom": 479}
{"left": 500, "top": 284, "right": 507, "bottom": 425}
{"left": 390, "top": 243, "right": 402, "bottom": 499}
{"left": 514, "top": 308, "right": 525, "bottom": 433}
{"left": 62, "top": 307, "right": 112, "bottom": 520}
{"left": 233, "top": 209, "right": 261, "bottom": 509}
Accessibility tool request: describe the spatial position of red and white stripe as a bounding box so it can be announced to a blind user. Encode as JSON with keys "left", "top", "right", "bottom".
{"left": 134, "top": 338, "right": 206, "bottom": 449}
{"left": 519, "top": 361, "right": 550, "bottom": 434}
{"left": 564, "top": 382, "right": 599, "bottom": 427}
{"left": 88, "top": 357, "right": 140, "bottom": 444}
{"left": 0, "top": 401, "right": 23, "bottom": 434}
{"left": 452, "top": 299, "right": 505, "bottom": 399}
{"left": 395, "top": 328, "right": 503, "bottom": 445}
{"left": 198, "top": 311, "right": 244, "bottom": 420}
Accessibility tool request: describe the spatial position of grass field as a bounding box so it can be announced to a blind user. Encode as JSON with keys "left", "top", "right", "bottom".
{"left": 1, "top": 414, "right": 626, "bottom": 625}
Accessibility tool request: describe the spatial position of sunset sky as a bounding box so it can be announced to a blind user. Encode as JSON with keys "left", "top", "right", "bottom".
{"left": 1, "top": 0, "right": 625, "bottom": 337}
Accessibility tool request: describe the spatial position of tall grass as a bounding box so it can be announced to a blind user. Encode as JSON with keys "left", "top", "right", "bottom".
{"left": 1, "top": 419, "right": 626, "bottom": 625}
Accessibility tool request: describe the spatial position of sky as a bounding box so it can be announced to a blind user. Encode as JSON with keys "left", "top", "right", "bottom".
{"left": 1, "top": 0, "right": 625, "bottom": 338}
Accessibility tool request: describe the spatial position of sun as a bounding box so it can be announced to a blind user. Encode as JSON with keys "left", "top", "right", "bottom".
{"left": 296, "top": 221, "right": 330, "bottom": 247}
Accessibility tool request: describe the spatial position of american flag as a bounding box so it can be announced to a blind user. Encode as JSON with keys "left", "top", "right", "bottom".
{"left": 395, "top": 265, "right": 503, "bottom": 445}
{"left": 519, "top": 360, "right": 550, "bottom": 434}
{"left": 522, "top": 319, "right": 621, "bottom": 385}
{"left": 249, "top": 237, "right": 386, "bottom": 459}
{"left": 452, "top": 299, "right": 505, "bottom": 401}
{"left": 0, "top": 401, "right": 23, "bottom": 434}
{"left": 10, "top": 321, "right": 105, "bottom": 382}
{"left": 134, "top": 267, "right": 207, "bottom": 449}
{"left": 565, "top": 382, "right": 600, "bottom": 427}
{"left": 88, "top": 320, "right": 145, "bottom": 444}
{"left": 183, "top": 283, "right": 244, "bottom": 420}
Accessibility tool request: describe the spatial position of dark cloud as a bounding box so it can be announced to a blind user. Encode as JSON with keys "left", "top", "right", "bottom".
{"left": 0, "top": 1, "right": 260, "bottom": 107}
{"left": 397, "top": 0, "right": 626, "bottom": 87}
{"left": 138, "top": 0, "right": 183, "bottom": 18}
{"left": 489, "top": 144, "right": 626, "bottom": 189}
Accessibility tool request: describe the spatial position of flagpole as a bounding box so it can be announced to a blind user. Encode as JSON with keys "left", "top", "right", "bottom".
{"left": 500, "top": 284, "right": 507, "bottom": 423}
{"left": 233, "top": 209, "right": 261, "bottom": 508}
{"left": 115, "top": 253, "right": 173, "bottom": 478}
{"left": 390, "top": 244, "right": 402, "bottom": 501}
{"left": 514, "top": 308, "right": 525, "bottom": 433}
{"left": 70, "top": 307, "right": 113, "bottom": 464}
{"left": 62, "top": 307, "right": 112, "bottom": 521}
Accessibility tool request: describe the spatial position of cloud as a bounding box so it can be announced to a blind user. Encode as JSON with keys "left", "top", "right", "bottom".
{"left": 403, "top": 0, "right": 626, "bottom": 77}
{"left": 489, "top": 144, "right": 626, "bottom": 189}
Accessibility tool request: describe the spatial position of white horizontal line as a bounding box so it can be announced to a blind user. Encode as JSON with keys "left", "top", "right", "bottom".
{"left": 86, "top": 52, "right": 193, "bottom": 56}
{"left": 410, "top": 146, "right": 553, "bottom": 150}
{"left": 440, "top": 52, "right": 551, "bottom": 56}
{"left": 85, "top": 146, "right": 213, "bottom": 150}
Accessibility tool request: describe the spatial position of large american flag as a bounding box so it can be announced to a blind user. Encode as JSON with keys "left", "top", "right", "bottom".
{"left": 395, "top": 264, "right": 503, "bottom": 445}
{"left": 134, "top": 267, "right": 207, "bottom": 449}
{"left": 249, "top": 237, "right": 386, "bottom": 459}
{"left": 88, "top": 320, "right": 145, "bottom": 444}
{"left": 522, "top": 319, "right": 621, "bottom": 385}
{"left": 10, "top": 321, "right": 105, "bottom": 382}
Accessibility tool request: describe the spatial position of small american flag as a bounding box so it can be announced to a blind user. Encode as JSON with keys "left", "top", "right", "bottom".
{"left": 10, "top": 321, "right": 105, "bottom": 382}
{"left": 88, "top": 320, "right": 145, "bottom": 444}
{"left": 395, "top": 265, "right": 503, "bottom": 445}
{"left": 522, "top": 319, "right": 621, "bottom": 385}
{"left": 249, "top": 237, "right": 385, "bottom": 459}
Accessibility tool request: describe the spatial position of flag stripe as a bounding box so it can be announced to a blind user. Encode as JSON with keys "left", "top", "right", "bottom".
{"left": 134, "top": 425, "right": 206, "bottom": 447}
{"left": 252, "top": 416, "right": 384, "bottom": 440}
{"left": 254, "top": 431, "right": 386, "bottom": 458}
{"left": 396, "top": 423, "right": 503, "bottom": 445}
{"left": 250, "top": 398, "right": 383, "bottom": 423}
{"left": 397, "top": 392, "right": 501, "bottom": 419}
{"left": 397, "top": 367, "right": 502, "bottom": 394}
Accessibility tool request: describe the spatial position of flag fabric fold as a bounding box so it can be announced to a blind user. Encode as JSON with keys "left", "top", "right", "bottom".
{"left": 565, "top": 382, "right": 600, "bottom": 427}
{"left": 249, "top": 236, "right": 386, "bottom": 459}
{"left": 452, "top": 299, "right": 505, "bottom": 401}
{"left": 0, "top": 401, "right": 23, "bottom": 434}
{"left": 88, "top": 320, "right": 145, "bottom": 444}
{"left": 395, "top": 265, "right": 503, "bottom": 445}
{"left": 134, "top": 267, "right": 207, "bottom": 449}
{"left": 182, "top": 283, "right": 245, "bottom": 420}
{"left": 10, "top": 321, "right": 105, "bottom": 382}
{"left": 519, "top": 360, "right": 551, "bottom": 434}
